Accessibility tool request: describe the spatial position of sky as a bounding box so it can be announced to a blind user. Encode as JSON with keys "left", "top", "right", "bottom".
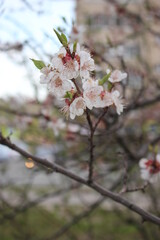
{"left": 0, "top": 0, "right": 76, "bottom": 99}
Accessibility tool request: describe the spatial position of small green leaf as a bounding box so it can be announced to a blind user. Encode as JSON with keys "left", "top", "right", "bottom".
{"left": 73, "top": 41, "right": 77, "bottom": 53}
{"left": 57, "top": 27, "right": 63, "bottom": 33}
{"left": 107, "top": 81, "right": 113, "bottom": 91}
{"left": 61, "top": 33, "right": 68, "bottom": 47}
{"left": 30, "top": 59, "right": 45, "bottom": 70}
{"left": 62, "top": 16, "right": 67, "bottom": 24}
{"left": 64, "top": 91, "right": 73, "bottom": 99}
{"left": 54, "top": 29, "right": 63, "bottom": 44}
{"left": 54, "top": 29, "right": 68, "bottom": 47}
{"left": 99, "top": 72, "right": 111, "bottom": 85}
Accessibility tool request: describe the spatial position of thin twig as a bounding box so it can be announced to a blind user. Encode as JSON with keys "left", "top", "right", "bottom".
{"left": 86, "top": 107, "right": 108, "bottom": 183}
{"left": 86, "top": 109, "right": 94, "bottom": 183}
{"left": 93, "top": 107, "right": 108, "bottom": 132}
{"left": 72, "top": 78, "right": 82, "bottom": 94}
{"left": 119, "top": 182, "right": 149, "bottom": 194}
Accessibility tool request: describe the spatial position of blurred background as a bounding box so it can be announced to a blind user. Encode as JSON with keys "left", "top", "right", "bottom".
{"left": 0, "top": 0, "right": 160, "bottom": 239}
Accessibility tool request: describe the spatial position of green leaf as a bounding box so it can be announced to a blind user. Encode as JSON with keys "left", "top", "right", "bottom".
{"left": 64, "top": 91, "right": 73, "bottom": 99}
{"left": 54, "top": 29, "right": 63, "bottom": 44}
{"left": 61, "top": 33, "right": 68, "bottom": 47}
{"left": 99, "top": 72, "right": 111, "bottom": 85}
{"left": 57, "top": 27, "right": 63, "bottom": 33}
{"left": 30, "top": 59, "right": 45, "bottom": 70}
{"left": 62, "top": 16, "right": 67, "bottom": 24}
{"left": 54, "top": 29, "right": 68, "bottom": 47}
{"left": 73, "top": 41, "right": 77, "bottom": 53}
{"left": 107, "top": 81, "right": 113, "bottom": 91}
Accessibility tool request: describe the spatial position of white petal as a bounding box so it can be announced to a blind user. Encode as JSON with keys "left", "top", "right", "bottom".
{"left": 112, "top": 90, "right": 120, "bottom": 98}
{"left": 51, "top": 56, "right": 64, "bottom": 72}
{"left": 82, "top": 79, "right": 98, "bottom": 90}
{"left": 139, "top": 158, "right": 148, "bottom": 168}
{"left": 109, "top": 70, "right": 127, "bottom": 83}
{"left": 70, "top": 112, "right": 75, "bottom": 119}
{"left": 58, "top": 47, "right": 66, "bottom": 56}
{"left": 106, "top": 68, "right": 111, "bottom": 74}
{"left": 156, "top": 154, "right": 160, "bottom": 163}
{"left": 111, "top": 90, "right": 124, "bottom": 115}
{"left": 40, "top": 75, "right": 48, "bottom": 84}
{"left": 80, "top": 69, "right": 90, "bottom": 79}
{"left": 69, "top": 97, "right": 86, "bottom": 119}
{"left": 85, "top": 101, "right": 93, "bottom": 110}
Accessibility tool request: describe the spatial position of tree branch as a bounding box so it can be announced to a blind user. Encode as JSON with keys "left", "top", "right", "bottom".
{"left": 86, "top": 109, "right": 94, "bottom": 183}
{"left": 0, "top": 133, "right": 160, "bottom": 225}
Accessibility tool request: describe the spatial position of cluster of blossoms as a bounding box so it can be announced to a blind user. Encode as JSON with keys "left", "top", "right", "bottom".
{"left": 139, "top": 154, "right": 160, "bottom": 183}
{"left": 31, "top": 30, "right": 127, "bottom": 119}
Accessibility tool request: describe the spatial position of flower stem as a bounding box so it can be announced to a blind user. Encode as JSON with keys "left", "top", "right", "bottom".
{"left": 86, "top": 107, "right": 108, "bottom": 183}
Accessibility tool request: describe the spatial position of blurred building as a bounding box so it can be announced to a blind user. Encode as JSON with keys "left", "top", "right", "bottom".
{"left": 76, "top": 0, "right": 160, "bottom": 77}
{"left": 76, "top": 0, "right": 160, "bottom": 130}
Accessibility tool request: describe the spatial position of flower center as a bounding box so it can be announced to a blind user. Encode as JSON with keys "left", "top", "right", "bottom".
{"left": 55, "top": 78, "right": 62, "bottom": 87}
{"left": 76, "top": 99, "right": 84, "bottom": 109}
{"left": 145, "top": 160, "right": 160, "bottom": 174}
{"left": 86, "top": 90, "right": 96, "bottom": 100}
{"left": 100, "top": 90, "right": 105, "bottom": 100}
{"left": 62, "top": 53, "right": 72, "bottom": 64}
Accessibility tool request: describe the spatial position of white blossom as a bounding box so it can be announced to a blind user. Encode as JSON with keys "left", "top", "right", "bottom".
{"left": 51, "top": 47, "right": 66, "bottom": 72}
{"left": 80, "top": 51, "right": 95, "bottom": 79}
{"left": 95, "top": 90, "right": 113, "bottom": 108}
{"left": 111, "top": 90, "right": 124, "bottom": 115}
{"left": 69, "top": 97, "right": 86, "bottom": 119}
{"left": 82, "top": 78, "right": 99, "bottom": 91}
{"left": 48, "top": 76, "right": 73, "bottom": 98}
{"left": 40, "top": 66, "right": 54, "bottom": 84}
{"left": 139, "top": 154, "right": 160, "bottom": 183}
{"left": 37, "top": 35, "right": 127, "bottom": 119}
{"left": 61, "top": 58, "right": 79, "bottom": 80}
{"left": 108, "top": 70, "right": 127, "bottom": 83}
{"left": 52, "top": 47, "right": 79, "bottom": 80}
{"left": 83, "top": 85, "right": 103, "bottom": 110}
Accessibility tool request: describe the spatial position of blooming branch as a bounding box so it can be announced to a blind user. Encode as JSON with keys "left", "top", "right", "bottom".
{"left": 31, "top": 29, "right": 127, "bottom": 120}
